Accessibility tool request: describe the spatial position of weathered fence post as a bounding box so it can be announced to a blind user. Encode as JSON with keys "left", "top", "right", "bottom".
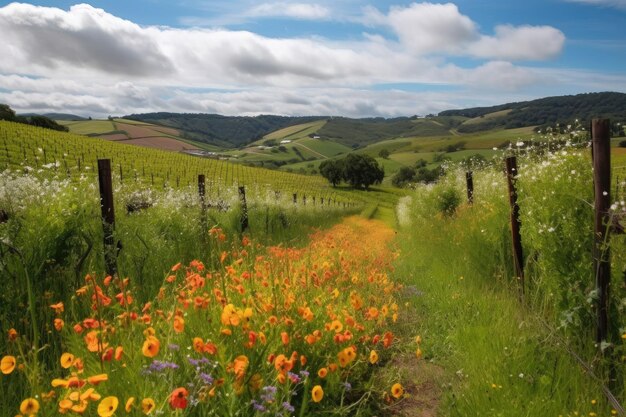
{"left": 119, "top": 164, "right": 123, "bottom": 183}
{"left": 505, "top": 156, "right": 524, "bottom": 295}
{"left": 97, "top": 159, "right": 118, "bottom": 277}
{"left": 466, "top": 171, "right": 474, "bottom": 204}
{"left": 293, "top": 193, "right": 297, "bottom": 205}
{"left": 592, "top": 119, "right": 611, "bottom": 344}
{"left": 303, "top": 195, "right": 307, "bottom": 206}
{"left": 239, "top": 186, "right": 249, "bottom": 232}
{"left": 198, "top": 174, "right": 206, "bottom": 210}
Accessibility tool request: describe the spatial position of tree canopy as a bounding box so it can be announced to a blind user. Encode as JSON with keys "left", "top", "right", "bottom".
{"left": 320, "top": 154, "right": 384, "bottom": 189}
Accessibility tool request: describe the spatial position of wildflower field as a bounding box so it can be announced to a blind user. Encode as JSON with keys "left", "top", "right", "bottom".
{"left": 2, "top": 120, "right": 626, "bottom": 416}
{"left": 1, "top": 216, "right": 418, "bottom": 416}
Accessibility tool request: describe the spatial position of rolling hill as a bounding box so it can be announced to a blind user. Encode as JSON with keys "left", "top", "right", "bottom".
{"left": 123, "top": 92, "right": 626, "bottom": 150}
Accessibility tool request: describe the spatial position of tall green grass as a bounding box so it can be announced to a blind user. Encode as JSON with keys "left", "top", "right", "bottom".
{"left": 394, "top": 139, "right": 626, "bottom": 415}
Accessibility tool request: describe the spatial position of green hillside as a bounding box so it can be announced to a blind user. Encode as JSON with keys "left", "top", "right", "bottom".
{"left": 125, "top": 113, "right": 325, "bottom": 148}
{"left": 441, "top": 91, "right": 626, "bottom": 133}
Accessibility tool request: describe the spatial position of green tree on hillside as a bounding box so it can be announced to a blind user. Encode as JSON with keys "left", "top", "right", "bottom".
{"left": 342, "top": 154, "right": 384, "bottom": 189}
{"left": 319, "top": 159, "right": 344, "bottom": 187}
{"left": 0, "top": 104, "right": 17, "bottom": 121}
{"left": 378, "top": 149, "right": 390, "bottom": 159}
{"left": 392, "top": 167, "right": 416, "bottom": 187}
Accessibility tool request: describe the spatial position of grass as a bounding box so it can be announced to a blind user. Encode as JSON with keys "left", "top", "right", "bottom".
{"left": 262, "top": 120, "right": 327, "bottom": 141}
{"left": 59, "top": 120, "right": 116, "bottom": 135}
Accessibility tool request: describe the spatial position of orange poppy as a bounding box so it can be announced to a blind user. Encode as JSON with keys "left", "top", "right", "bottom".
{"left": 169, "top": 387, "right": 188, "bottom": 410}
{"left": 142, "top": 336, "right": 160, "bottom": 358}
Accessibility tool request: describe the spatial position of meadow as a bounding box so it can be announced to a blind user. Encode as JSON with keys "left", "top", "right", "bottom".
{"left": 1, "top": 119, "right": 626, "bottom": 416}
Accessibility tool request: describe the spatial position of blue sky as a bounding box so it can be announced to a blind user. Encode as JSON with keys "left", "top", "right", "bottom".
{"left": 0, "top": 0, "right": 624, "bottom": 117}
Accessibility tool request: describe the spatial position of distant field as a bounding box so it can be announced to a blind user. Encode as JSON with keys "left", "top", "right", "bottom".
{"left": 298, "top": 138, "right": 351, "bottom": 157}
{"left": 101, "top": 133, "right": 129, "bottom": 141}
{"left": 262, "top": 120, "right": 327, "bottom": 141}
{"left": 60, "top": 120, "right": 116, "bottom": 135}
{"left": 461, "top": 109, "right": 512, "bottom": 126}
{"left": 123, "top": 137, "right": 200, "bottom": 151}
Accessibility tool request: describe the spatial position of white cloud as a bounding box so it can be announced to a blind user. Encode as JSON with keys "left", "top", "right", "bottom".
{"left": 567, "top": 0, "right": 626, "bottom": 9}
{"left": 468, "top": 25, "right": 565, "bottom": 60}
{"left": 248, "top": 3, "right": 331, "bottom": 19}
{"left": 363, "top": 3, "right": 565, "bottom": 61}
{"left": 365, "top": 3, "right": 477, "bottom": 54}
{"left": 0, "top": 2, "right": 608, "bottom": 119}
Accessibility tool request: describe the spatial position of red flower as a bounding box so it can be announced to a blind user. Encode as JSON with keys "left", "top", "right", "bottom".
{"left": 169, "top": 387, "right": 188, "bottom": 409}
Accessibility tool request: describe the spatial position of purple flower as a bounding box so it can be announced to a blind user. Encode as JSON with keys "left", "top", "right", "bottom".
{"left": 287, "top": 372, "right": 301, "bottom": 384}
{"left": 282, "top": 402, "right": 295, "bottom": 413}
{"left": 299, "top": 370, "right": 310, "bottom": 379}
{"left": 199, "top": 372, "right": 214, "bottom": 385}
{"left": 251, "top": 400, "right": 267, "bottom": 412}
{"left": 342, "top": 381, "right": 352, "bottom": 392}
{"left": 168, "top": 343, "right": 180, "bottom": 351}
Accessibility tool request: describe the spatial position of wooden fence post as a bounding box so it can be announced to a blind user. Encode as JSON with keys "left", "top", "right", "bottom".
{"left": 293, "top": 193, "right": 297, "bottom": 205}
{"left": 466, "top": 171, "right": 474, "bottom": 204}
{"left": 505, "top": 156, "right": 524, "bottom": 295}
{"left": 592, "top": 119, "right": 611, "bottom": 344}
{"left": 198, "top": 175, "right": 206, "bottom": 210}
{"left": 303, "top": 195, "right": 307, "bottom": 206}
{"left": 239, "top": 186, "right": 249, "bottom": 232}
{"left": 97, "top": 159, "right": 118, "bottom": 277}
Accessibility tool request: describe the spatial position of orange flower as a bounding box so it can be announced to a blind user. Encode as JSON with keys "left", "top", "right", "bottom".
{"left": 87, "top": 374, "right": 109, "bottom": 385}
{"left": 221, "top": 304, "right": 241, "bottom": 326}
{"left": 84, "top": 330, "right": 105, "bottom": 353}
{"left": 273, "top": 354, "right": 293, "bottom": 373}
{"left": 311, "top": 385, "right": 324, "bottom": 403}
{"left": 281, "top": 331, "right": 289, "bottom": 346}
{"left": 20, "top": 398, "right": 40, "bottom": 414}
{"left": 97, "top": 396, "right": 118, "bottom": 417}
{"left": 232, "top": 355, "right": 249, "bottom": 379}
{"left": 142, "top": 336, "right": 160, "bottom": 358}
{"left": 1, "top": 355, "right": 16, "bottom": 374}
{"left": 369, "top": 350, "right": 379, "bottom": 364}
{"left": 54, "top": 318, "right": 64, "bottom": 331}
{"left": 317, "top": 367, "right": 328, "bottom": 378}
{"left": 50, "top": 302, "right": 64, "bottom": 314}
{"left": 330, "top": 320, "right": 343, "bottom": 333}
{"left": 114, "top": 346, "right": 124, "bottom": 361}
{"left": 391, "top": 383, "right": 404, "bottom": 399}
{"left": 383, "top": 331, "right": 394, "bottom": 348}
{"left": 169, "top": 387, "right": 188, "bottom": 410}
{"left": 141, "top": 398, "right": 155, "bottom": 414}
{"left": 60, "top": 353, "right": 75, "bottom": 369}
{"left": 173, "top": 316, "right": 185, "bottom": 333}
{"left": 7, "top": 328, "right": 18, "bottom": 341}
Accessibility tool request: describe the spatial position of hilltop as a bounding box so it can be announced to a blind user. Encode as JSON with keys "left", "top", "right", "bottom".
{"left": 123, "top": 92, "right": 626, "bottom": 149}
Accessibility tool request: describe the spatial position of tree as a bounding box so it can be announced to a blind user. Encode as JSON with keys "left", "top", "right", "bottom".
{"left": 392, "top": 167, "right": 416, "bottom": 187}
{"left": 0, "top": 104, "right": 17, "bottom": 121}
{"left": 342, "top": 154, "right": 384, "bottom": 189}
{"left": 378, "top": 149, "right": 390, "bottom": 159}
{"left": 319, "top": 159, "right": 344, "bottom": 187}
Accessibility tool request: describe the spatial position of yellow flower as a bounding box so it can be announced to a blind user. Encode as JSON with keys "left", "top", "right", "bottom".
{"left": 1, "top": 355, "right": 16, "bottom": 374}
{"left": 369, "top": 350, "right": 379, "bottom": 364}
{"left": 141, "top": 398, "right": 155, "bottom": 414}
{"left": 125, "top": 397, "right": 135, "bottom": 412}
{"left": 20, "top": 398, "right": 40, "bottom": 414}
{"left": 97, "top": 396, "right": 119, "bottom": 417}
{"left": 311, "top": 385, "right": 324, "bottom": 403}
{"left": 60, "top": 353, "right": 75, "bottom": 369}
{"left": 391, "top": 383, "right": 404, "bottom": 399}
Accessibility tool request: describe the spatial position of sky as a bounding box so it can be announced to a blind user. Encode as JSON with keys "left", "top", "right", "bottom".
{"left": 0, "top": 0, "right": 625, "bottom": 118}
